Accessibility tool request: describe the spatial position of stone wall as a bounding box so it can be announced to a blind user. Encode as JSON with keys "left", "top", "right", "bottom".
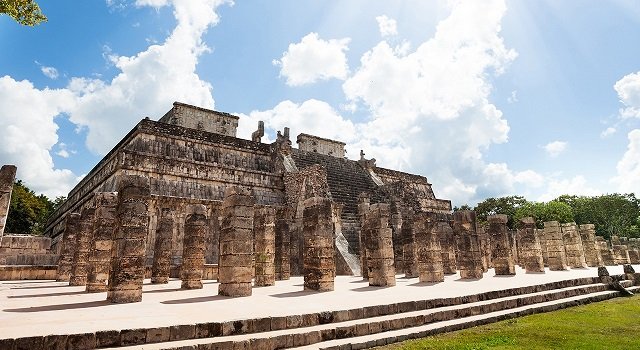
{"left": 0, "top": 235, "right": 57, "bottom": 265}
{"left": 159, "top": 102, "right": 239, "bottom": 137}
{"left": 296, "top": 133, "right": 346, "bottom": 158}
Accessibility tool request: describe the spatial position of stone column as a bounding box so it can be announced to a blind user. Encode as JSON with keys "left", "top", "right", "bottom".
{"left": 181, "top": 204, "right": 208, "bottom": 289}
{"left": 537, "top": 228, "right": 548, "bottom": 267}
{"left": 596, "top": 237, "right": 615, "bottom": 266}
{"left": 612, "top": 245, "right": 631, "bottom": 265}
{"left": 437, "top": 215, "right": 457, "bottom": 275}
{"left": 517, "top": 217, "right": 544, "bottom": 273}
{"left": 302, "top": 196, "right": 335, "bottom": 291}
{"left": 477, "top": 226, "right": 490, "bottom": 272}
{"left": 453, "top": 211, "right": 483, "bottom": 279}
{"left": 107, "top": 175, "right": 150, "bottom": 304}
{"left": 56, "top": 212, "right": 81, "bottom": 282}
{"left": 488, "top": 214, "right": 515, "bottom": 275}
{"left": 254, "top": 207, "right": 276, "bottom": 287}
{"left": 578, "top": 224, "right": 602, "bottom": 267}
{"left": 218, "top": 186, "right": 255, "bottom": 297}
{"left": 274, "top": 207, "right": 290, "bottom": 280}
{"left": 86, "top": 193, "right": 117, "bottom": 293}
{"left": 362, "top": 203, "right": 395, "bottom": 287}
{"left": 151, "top": 207, "right": 173, "bottom": 284}
{"left": 561, "top": 223, "right": 587, "bottom": 268}
{"left": 543, "top": 221, "right": 568, "bottom": 271}
{"left": 414, "top": 212, "right": 444, "bottom": 283}
{"left": 628, "top": 249, "right": 640, "bottom": 264}
{"left": 70, "top": 205, "right": 96, "bottom": 286}
{"left": 357, "top": 194, "right": 370, "bottom": 279}
{"left": 0, "top": 165, "right": 17, "bottom": 237}
{"left": 401, "top": 212, "right": 419, "bottom": 278}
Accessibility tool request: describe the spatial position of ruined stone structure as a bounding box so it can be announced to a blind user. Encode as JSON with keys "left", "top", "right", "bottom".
{"left": 414, "top": 212, "right": 444, "bottom": 283}
{"left": 488, "top": 215, "right": 515, "bottom": 276}
{"left": 477, "top": 226, "right": 490, "bottom": 273}
{"left": 253, "top": 207, "right": 276, "bottom": 287}
{"left": 107, "top": 175, "right": 150, "bottom": 303}
{"left": 612, "top": 245, "right": 631, "bottom": 265}
{"left": 361, "top": 203, "right": 395, "bottom": 287}
{"left": 543, "top": 221, "right": 568, "bottom": 271}
{"left": 517, "top": 217, "right": 544, "bottom": 273}
{"left": 437, "top": 216, "right": 457, "bottom": 275}
{"left": 181, "top": 204, "right": 208, "bottom": 289}
{"left": 453, "top": 211, "right": 483, "bottom": 279}
{"left": 401, "top": 214, "right": 419, "bottom": 278}
{"left": 0, "top": 165, "right": 16, "bottom": 237}
{"left": 69, "top": 206, "right": 96, "bottom": 286}
{"left": 56, "top": 213, "right": 80, "bottom": 281}
{"left": 596, "top": 236, "right": 616, "bottom": 266}
{"left": 302, "top": 196, "right": 335, "bottom": 291}
{"left": 151, "top": 207, "right": 173, "bottom": 284}
{"left": 578, "top": 224, "right": 602, "bottom": 267}
{"left": 537, "top": 228, "right": 548, "bottom": 266}
{"left": 561, "top": 223, "right": 587, "bottom": 268}
{"left": 274, "top": 207, "right": 290, "bottom": 280}
{"left": 86, "top": 192, "right": 117, "bottom": 292}
{"left": 218, "top": 187, "right": 254, "bottom": 297}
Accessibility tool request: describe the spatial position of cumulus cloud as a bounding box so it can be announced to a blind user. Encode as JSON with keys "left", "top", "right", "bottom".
{"left": 538, "top": 175, "right": 600, "bottom": 202}
{"left": 543, "top": 141, "right": 567, "bottom": 157}
{"left": 376, "top": 15, "right": 398, "bottom": 37}
{"left": 600, "top": 127, "right": 616, "bottom": 138}
{"left": 612, "top": 129, "right": 640, "bottom": 194}
{"left": 40, "top": 66, "right": 59, "bottom": 80}
{"left": 614, "top": 71, "right": 640, "bottom": 119}
{"left": 274, "top": 33, "right": 351, "bottom": 86}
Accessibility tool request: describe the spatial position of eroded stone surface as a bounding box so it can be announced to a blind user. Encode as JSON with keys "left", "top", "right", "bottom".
{"left": 561, "top": 223, "right": 587, "bottom": 268}
{"left": 596, "top": 236, "right": 616, "bottom": 266}
{"left": 274, "top": 207, "right": 290, "bottom": 280}
{"left": 543, "top": 221, "right": 568, "bottom": 271}
{"left": 151, "top": 207, "right": 173, "bottom": 284}
{"left": 181, "top": 204, "right": 208, "bottom": 290}
{"left": 578, "top": 224, "right": 602, "bottom": 268}
{"left": 86, "top": 192, "right": 117, "bottom": 293}
{"left": 0, "top": 165, "right": 17, "bottom": 237}
{"left": 437, "top": 216, "right": 457, "bottom": 275}
{"left": 453, "top": 211, "right": 483, "bottom": 279}
{"left": 414, "top": 212, "right": 444, "bottom": 283}
{"left": 56, "top": 213, "right": 81, "bottom": 282}
{"left": 254, "top": 207, "right": 276, "bottom": 287}
{"left": 612, "top": 245, "right": 631, "bottom": 265}
{"left": 70, "top": 205, "right": 96, "bottom": 286}
{"left": 488, "top": 215, "right": 515, "bottom": 276}
{"left": 302, "top": 196, "right": 335, "bottom": 291}
{"left": 361, "top": 203, "right": 395, "bottom": 287}
{"left": 517, "top": 217, "right": 544, "bottom": 273}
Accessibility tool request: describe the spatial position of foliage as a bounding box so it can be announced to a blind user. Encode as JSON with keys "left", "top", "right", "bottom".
{"left": 5, "top": 180, "right": 64, "bottom": 235}
{"left": 452, "top": 204, "right": 472, "bottom": 212}
{"left": 0, "top": 0, "right": 46, "bottom": 26}
{"left": 473, "top": 195, "right": 527, "bottom": 229}
{"left": 380, "top": 295, "right": 640, "bottom": 350}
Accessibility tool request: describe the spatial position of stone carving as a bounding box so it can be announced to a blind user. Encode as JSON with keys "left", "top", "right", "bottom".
{"left": 596, "top": 236, "right": 616, "bottom": 266}
{"left": 543, "top": 221, "right": 568, "bottom": 271}
{"left": 536, "top": 228, "right": 548, "bottom": 267}
{"left": 401, "top": 212, "right": 419, "bottom": 278}
{"left": 488, "top": 215, "right": 515, "bottom": 276}
{"left": 86, "top": 192, "right": 117, "bottom": 293}
{"left": 302, "top": 196, "right": 335, "bottom": 291}
{"left": 358, "top": 193, "right": 370, "bottom": 279}
{"left": 274, "top": 207, "right": 290, "bottom": 280}
{"left": 436, "top": 214, "right": 457, "bottom": 275}
{"left": 517, "top": 217, "right": 544, "bottom": 273}
{"left": 561, "top": 223, "right": 587, "bottom": 268}
{"left": 414, "top": 212, "right": 444, "bottom": 283}
{"left": 361, "top": 203, "right": 395, "bottom": 287}
{"left": 107, "top": 175, "right": 151, "bottom": 303}
{"left": 251, "top": 121, "right": 265, "bottom": 143}
{"left": 151, "top": 207, "right": 173, "bottom": 284}
{"left": 578, "top": 224, "right": 602, "bottom": 267}
{"left": 453, "top": 211, "right": 484, "bottom": 279}
{"left": 254, "top": 206, "right": 276, "bottom": 287}
{"left": 70, "top": 205, "right": 96, "bottom": 286}
{"left": 218, "top": 186, "right": 255, "bottom": 297}
{"left": 181, "top": 204, "right": 208, "bottom": 289}
{"left": 612, "top": 245, "right": 631, "bottom": 265}
{"left": 56, "top": 212, "right": 81, "bottom": 282}
{"left": 0, "top": 165, "right": 17, "bottom": 237}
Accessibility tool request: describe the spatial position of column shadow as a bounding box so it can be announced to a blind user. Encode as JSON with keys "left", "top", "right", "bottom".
{"left": 8, "top": 290, "right": 87, "bottom": 299}
{"left": 4, "top": 300, "right": 110, "bottom": 313}
{"left": 161, "top": 295, "right": 228, "bottom": 304}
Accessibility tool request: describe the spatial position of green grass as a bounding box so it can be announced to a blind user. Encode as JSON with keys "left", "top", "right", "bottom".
{"left": 378, "top": 295, "right": 640, "bottom": 350}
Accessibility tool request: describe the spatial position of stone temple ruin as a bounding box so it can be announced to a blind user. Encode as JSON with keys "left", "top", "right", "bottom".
{"left": 0, "top": 102, "right": 639, "bottom": 349}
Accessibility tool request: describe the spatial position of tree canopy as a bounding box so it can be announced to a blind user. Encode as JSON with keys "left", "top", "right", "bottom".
{"left": 0, "top": 0, "right": 46, "bottom": 26}
{"left": 5, "top": 180, "right": 64, "bottom": 235}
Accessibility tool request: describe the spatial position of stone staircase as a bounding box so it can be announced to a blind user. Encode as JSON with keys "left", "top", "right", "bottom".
{"left": 13, "top": 275, "right": 629, "bottom": 350}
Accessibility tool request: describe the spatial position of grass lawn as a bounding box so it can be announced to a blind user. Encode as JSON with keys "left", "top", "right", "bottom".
{"left": 377, "top": 295, "right": 640, "bottom": 350}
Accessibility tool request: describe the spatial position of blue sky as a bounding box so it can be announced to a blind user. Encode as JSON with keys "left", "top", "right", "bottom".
{"left": 1, "top": 0, "right": 639, "bottom": 207}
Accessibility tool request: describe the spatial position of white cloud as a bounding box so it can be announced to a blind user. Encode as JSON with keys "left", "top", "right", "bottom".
{"left": 507, "top": 90, "right": 518, "bottom": 103}
{"left": 274, "top": 32, "right": 351, "bottom": 86}
{"left": 40, "top": 66, "right": 59, "bottom": 80}
{"left": 538, "top": 175, "right": 600, "bottom": 202}
{"left": 600, "top": 127, "right": 616, "bottom": 138}
{"left": 614, "top": 71, "right": 640, "bottom": 119}
{"left": 376, "top": 15, "right": 398, "bottom": 37}
{"left": 543, "top": 141, "right": 567, "bottom": 157}
{"left": 612, "top": 129, "right": 640, "bottom": 194}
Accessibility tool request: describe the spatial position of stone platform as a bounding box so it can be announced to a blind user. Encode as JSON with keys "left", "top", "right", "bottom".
{"left": 0, "top": 265, "right": 638, "bottom": 349}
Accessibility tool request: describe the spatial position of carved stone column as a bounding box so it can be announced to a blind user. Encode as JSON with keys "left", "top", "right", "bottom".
{"left": 488, "top": 214, "right": 515, "bottom": 275}
{"left": 401, "top": 212, "right": 419, "bottom": 278}
{"left": 612, "top": 245, "right": 631, "bottom": 265}
{"left": 302, "top": 196, "right": 335, "bottom": 291}
{"left": 362, "top": 203, "right": 395, "bottom": 287}
{"left": 415, "top": 212, "right": 444, "bottom": 283}
{"left": 151, "top": 207, "right": 173, "bottom": 284}
{"left": 218, "top": 186, "right": 255, "bottom": 297}
{"left": 254, "top": 207, "right": 276, "bottom": 287}
{"left": 578, "top": 224, "right": 602, "bottom": 267}
{"left": 517, "top": 217, "right": 544, "bottom": 273}
{"left": 357, "top": 194, "right": 370, "bottom": 279}
{"left": 86, "top": 192, "right": 117, "bottom": 293}
{"left": 543, "top": 221, "right": 568, "bottom": 271}
{"left": 537, "top": 228, "right": 548, "bottom": 267}
{"left": 596, "top": 236, "right": 615, "bottom": 266}
{"left": 274, "top": 207, "right": 290, "bottom": 280}
{"left": 453, "top": 211, "right": 483, "bottom": 279}
{"left": 0, "top": 165, "right": 17, "bottom": 237}
{"left": 561, "top": 223, "right": 587, "bottom": 268}
{"left": 107, "top": 175, "right": 150, "bottom": 303}
{"left": 181, "top": 204, "right": 208, "bottom": 289}
{"left": 70, "top": 205, "right": 96, "bottom": 286}
{"left": 437, "top": 215, "right": 457, "bottom": 275}
{"left": 56, "top": 212, "right": 81, "bottom": 282}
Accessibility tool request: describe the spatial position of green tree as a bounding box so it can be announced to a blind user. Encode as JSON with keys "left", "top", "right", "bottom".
{"left": 474, "top": 195, "right": 528, "bottom": 229}
{"left": 5, "top": 180, "right": 60, "bottom": 235}
{"left": 453, "top": 204, "right": 472, "bottom": 212}
{"left": 513, "top": 200, "right": 574, "bottom": 229}
{"left": 0, "top": 0, "right": 46, "bottom": 26}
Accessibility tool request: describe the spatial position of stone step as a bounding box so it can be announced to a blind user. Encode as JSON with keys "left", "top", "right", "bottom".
{"left": 99, "top": 279, "right": 631, "bottom": 350}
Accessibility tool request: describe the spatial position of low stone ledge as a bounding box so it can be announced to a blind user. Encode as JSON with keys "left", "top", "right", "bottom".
{"left": 0, "top": 265, "right": 57, "bottom": 280}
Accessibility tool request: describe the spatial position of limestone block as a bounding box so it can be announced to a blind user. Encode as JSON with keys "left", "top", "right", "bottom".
{"left": 302, "top": 196, "right": 335, "bottom": 291}
{"left": 488, "top": 214, "right": 515, "bottom": 276}
{"left": 87, "top": 192, "right": 117, "bottom": 293}
{"left": 181, "top": 204, "right": 208, "bottom": 289}
{"left": 436, "top": 216, "right": 457, "bottom": 275}
{"left": 578, "top": 224, "right": 602, "bottom": 267}
{"left": 0, "top": 164, "right": 17, "bottom": 237}
{"left": 70, "top": 206, "right": 96, "bottom": 286}
{"left": 453, "top": 211, "right": 483, "bottom": 279}
{"left": 152, "top": 207, "right": 174, "bottom": 284}
{"left": 414, "top": 212, "right": 444, "bottom": 283}
{"left": 612, "top": 245, "right": 631, "bottom": 265}
{"left": 401, "top": 213, "right": 418, "bottom": 278}
{"left": 362, "top": 203, "right": 396, "bottom": 287}
{"left": 561, "top": 222, "right": 587, "bottom": 268}
{"left": 56, "top": 213, "right": 81, "bottom": 282}
{"left": 254, "top": 206, "right": 276, "bottom": 287}
{"left": 543, "top": 221, "right": 568, "bottom": 271}
{"left": 517, "top": 217, "right": 544, "bottom": 273}
{"left": 274, "top": 207, "right": 290, "bottom": 280}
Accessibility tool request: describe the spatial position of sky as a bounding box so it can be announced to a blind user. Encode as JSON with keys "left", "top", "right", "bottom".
{"left": 0, "top": 0, "right": 639, "bottom": 207}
